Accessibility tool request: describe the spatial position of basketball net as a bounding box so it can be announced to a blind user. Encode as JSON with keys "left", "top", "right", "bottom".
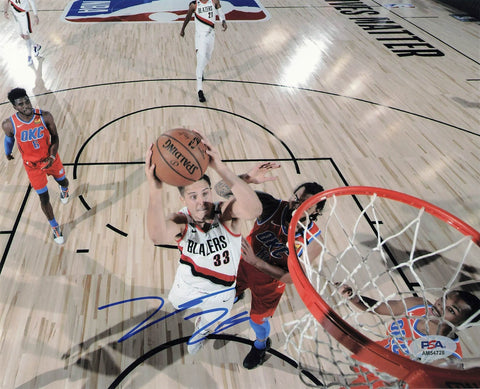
{"left": 284, "top": 186, "right": 480, "bottom": 388}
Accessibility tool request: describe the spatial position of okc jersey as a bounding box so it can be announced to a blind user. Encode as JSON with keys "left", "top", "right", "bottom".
{"left": 379, "top": 304, "right": 462, "bottom": 359}
{"left": 9, "top": 0, "right": 36, "bottom": 13}
{"left": 247, "top": 192, "right": 320, "bottom": 271}
{"left": 176, "top": 203, "right": 242, "bottom": 290}
{"left": 194, "top": 0, "right": 216, "bottom": 30}
{"left": 10, "top": 109, "right": 50, "bottom": 164}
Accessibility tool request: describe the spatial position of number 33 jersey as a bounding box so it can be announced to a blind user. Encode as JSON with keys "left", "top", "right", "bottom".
{"left": 176, "top": 203, "right": 242, "bottom": 289}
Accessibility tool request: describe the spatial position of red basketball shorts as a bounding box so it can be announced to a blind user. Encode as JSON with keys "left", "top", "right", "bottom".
{"left": 23, "top": 155, "right": 66, "bottom": 191}
{"left": 236, "top": 259, "right": 286, "bottom": 324}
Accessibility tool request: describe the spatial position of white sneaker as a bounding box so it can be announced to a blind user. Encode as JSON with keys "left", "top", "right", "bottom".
{"left": 27, "top": 56, "right": 33, "bottom": 66}
{"left": 187, "top": 329, "right": 210, "bottom": 354}
{"left": 52, "top": 225, "right": 64, "bottom": 245}
{"left": 60, "top": 188, "right": 69, "bottom": 204}
{"left": 33, "top": 44, "right": 41, "bottom": 57}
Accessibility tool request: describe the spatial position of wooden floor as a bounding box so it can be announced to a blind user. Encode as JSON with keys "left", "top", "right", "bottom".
{"left": 0, "top": 0, "right": 479, "bottom": 388}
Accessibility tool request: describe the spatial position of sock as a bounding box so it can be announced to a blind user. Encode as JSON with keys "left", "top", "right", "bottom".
{"left": 48, "top": 218, "right": 59, "bottom": 228}
{"left": 249, "top": 318, "right": 270, "bottom": 349}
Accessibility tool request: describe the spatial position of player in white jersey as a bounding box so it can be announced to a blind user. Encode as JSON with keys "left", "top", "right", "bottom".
{"left": 145, "top": 132, "right": 261, "bottom": 354}
{"left": 180, "top": 0, "right": 227, "bottom": 103}
{"left": 3, "top": 0, "right": 42, "bottom": 65}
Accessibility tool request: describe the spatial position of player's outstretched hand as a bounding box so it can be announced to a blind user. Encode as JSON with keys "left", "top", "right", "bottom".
{"left": 244, "top": 162, "right": 281, "bottom": 184}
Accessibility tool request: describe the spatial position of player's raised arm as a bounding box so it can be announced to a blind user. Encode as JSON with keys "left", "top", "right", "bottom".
{"left": 201, "top": 136, "right": 261, "bottom": 221}
{"left": 145, "top": 144, "right": 186, "bottom": 245}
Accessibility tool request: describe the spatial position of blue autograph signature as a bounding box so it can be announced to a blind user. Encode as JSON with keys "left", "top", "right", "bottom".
{"left": 98, "top": 287, "right": 249, "bottom": 345}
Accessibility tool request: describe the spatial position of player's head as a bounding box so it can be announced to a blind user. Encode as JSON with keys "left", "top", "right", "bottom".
{"left": 8, "top": 88, "right": 29, "bottom": 105}
{"left": 289, "top": 182, "right": 326, "bottom": 223}
{"left": 433, "top": 290, "right": 480, "bottom": 326}
{"left": 178, "top": 175, "right": 213, "bottom": 222}
{"left": 7, "top": 88, "right": 33, "bottom": 116}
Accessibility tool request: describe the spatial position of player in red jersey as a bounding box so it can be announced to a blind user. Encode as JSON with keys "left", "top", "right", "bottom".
{"left": 215, "top": 162, "right": 325, "bottom": 369}
{"left": 2, "top": 88, "right": 70, "bottom": 244}
{"left": 338, "top": 284, "right": 480, "bottom": 388}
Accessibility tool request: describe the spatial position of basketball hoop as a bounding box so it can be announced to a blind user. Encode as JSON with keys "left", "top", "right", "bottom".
{"left": 285, "top": 186, "right": 480, "bottom": 388}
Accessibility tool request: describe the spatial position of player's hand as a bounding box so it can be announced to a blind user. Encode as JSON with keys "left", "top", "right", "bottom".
{"left": 244, "top": 162, "right": 280, "bottom": 184}
{"left": 337, "top": 283, "right": 353, "bottom": 297}
{"left": 180, "top": 30, "right": 185, "bottom": 37}
{"left": 40, "top": 155, "right": 55, "bottom": 170}
{"left": 33, "top": 15, "right": 39, "bottom": 25}
{"left": 191, "top": 130, "right": 221, "bottom": 170}
{"left": 145, "top": 144, "right": 163, "bottom": 189}
{"left": 6, "top": 154, "right": 14, "bottom": 160}
{"left": 3, "top": 10, "right": 9, "bottom": 19}
{"left": 241, "top": 238, "right": 260, "bottom": 267}
{"left": 337, "top": 282, "right": 361, "bottom": 304}
{"left": 222, "top": 21, "right": 227, "bottom": 31}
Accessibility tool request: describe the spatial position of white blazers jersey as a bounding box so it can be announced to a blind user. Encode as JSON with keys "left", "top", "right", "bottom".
{"left": 176, "top": 203, "right": 242, "bottom": 289}
{"left": 9, "top": 0, "right": 36, "bottom": 13}
{"left": 194, "top": 0, "right": 216, "bottom": 29}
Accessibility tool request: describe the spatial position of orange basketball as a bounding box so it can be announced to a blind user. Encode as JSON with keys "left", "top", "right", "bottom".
{"left": 151, "top": 128, "right": 210, "bottom": 186}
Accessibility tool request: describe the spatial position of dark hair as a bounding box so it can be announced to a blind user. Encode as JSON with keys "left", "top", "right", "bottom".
{"left": 178, "top": 174, "right": 211, "bottom": 196}
{"left": 294, "top": 182, "right": 326, "bottom": 212}
{"left": 8, "top": 88, "right": 28, "bottom": 105}
{"left": 448, "top": 290, "right": 480, "bottom": 323}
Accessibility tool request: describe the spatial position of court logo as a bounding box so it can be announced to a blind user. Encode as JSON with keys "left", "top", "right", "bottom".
{"left": 63, "top": 0, "right": 270, "bottom": 23}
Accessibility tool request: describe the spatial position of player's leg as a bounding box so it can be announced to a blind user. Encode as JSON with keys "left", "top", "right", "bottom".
{"left": 195, "top": 30, "right": 211, "bottom": 102}
{"left": 26, "top": 163, "right": 64, "bottom": 244}
{"left": 186, "top": 287, "right": 236, "bottom": 354}
{"left": 49, "top": 157, "right": 70, "bottom": 204}
{"left": 13, "top": 11, "right": 38, "bottom": 65}
{"left": 243, "top": 279, "right": 285, "bottom": 369}
{"left": 38, "top": 188, "right": 64, "bottom": 244}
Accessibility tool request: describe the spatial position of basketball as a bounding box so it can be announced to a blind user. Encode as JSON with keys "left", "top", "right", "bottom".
{"left": 151, "top": 128, "right": 210, "bottom": 186}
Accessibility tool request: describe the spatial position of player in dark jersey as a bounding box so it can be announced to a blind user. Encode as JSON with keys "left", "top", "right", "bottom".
{"left": 215, "top": 162, "right": 325, "bottom": 369}
{"left": 2, "top": 88, "right": 69, "bottom": 244}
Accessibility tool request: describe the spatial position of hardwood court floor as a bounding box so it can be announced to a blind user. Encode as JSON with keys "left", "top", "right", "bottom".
{"left": 0, "top": 0, "right": 479, "bottom": 388}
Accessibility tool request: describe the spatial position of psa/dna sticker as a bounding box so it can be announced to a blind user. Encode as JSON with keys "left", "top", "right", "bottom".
{"left": 63, "top": 0, "right": 270, "bottom": 23}
{"left": 409, "top": 335, "right": 458, "bottom": 363}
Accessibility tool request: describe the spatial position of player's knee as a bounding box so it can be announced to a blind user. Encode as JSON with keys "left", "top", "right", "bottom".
{"left": 58, "top": 177, "right": 69, "bottom": 187}
{"left": 38, "top": 190, "right": 50, "bottom": 206}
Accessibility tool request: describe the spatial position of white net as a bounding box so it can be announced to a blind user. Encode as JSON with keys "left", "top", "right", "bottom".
{"left": 284, "top": 189, "right": 480, "bottom": 388}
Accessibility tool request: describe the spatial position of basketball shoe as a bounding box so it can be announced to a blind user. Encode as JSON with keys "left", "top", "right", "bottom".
{"left": 52, "top": 225, "right": 64, "bottom": 245}
{"left": 243, "top": 338, "right": 271, "bottom": 369}
{"left": 33, "top": 44, "right": 41, "bottom": 57}
{"left": 60, "top": 188, "right": 70, "bottom": 204}
{"left": 198, "top": 90, "right": 206, "bottom": 103}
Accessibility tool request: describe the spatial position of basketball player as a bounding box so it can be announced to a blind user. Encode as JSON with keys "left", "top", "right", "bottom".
{"left": 3, "top": 0, "right": 42, "bottom": 66}
{"left": 2, "top": 88, "right": 70, "bottom": 244}
{"left": 215, "top": 163, "right": 325, "bottom": 369}
{"left": 180, "top": 0, "right": 227, "bottom": 103}
{"left": 339, "top": 284, "right": 480, "bottom": 388}
{"left": 144, "top": 134, "right": 261, "bottom": 354}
